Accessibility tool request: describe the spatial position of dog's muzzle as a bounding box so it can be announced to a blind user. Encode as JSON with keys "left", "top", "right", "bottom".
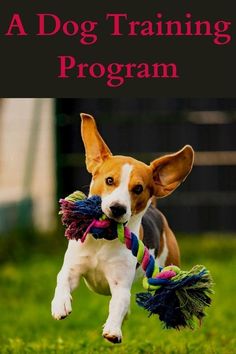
{"left": 109, "top": 203, "right": 127, "bottom": 218}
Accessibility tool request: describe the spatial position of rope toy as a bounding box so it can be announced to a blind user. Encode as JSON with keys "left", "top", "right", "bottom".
{"left": 59, "top": 191, "right": 214, "bottom": 330}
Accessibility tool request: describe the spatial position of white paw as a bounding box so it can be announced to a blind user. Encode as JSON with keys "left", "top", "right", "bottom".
{"left": 102, "top": 324, "right": 122, "bottom": 344}
{"left": 51, "top": 294, "right": 72, "bottom": 320}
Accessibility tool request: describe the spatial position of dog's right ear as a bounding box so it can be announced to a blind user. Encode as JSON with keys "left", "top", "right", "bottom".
{"left": 150, "top": 145, "right": 194, "bottom": 198}
{"left": 80, "top": 113, "right": 112, "bottom": 174}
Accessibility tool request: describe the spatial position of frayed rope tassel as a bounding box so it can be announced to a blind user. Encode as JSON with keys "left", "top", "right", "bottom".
{"left": 59, "top": 191, "right": 214, "bottom": 330}
{"left": 136, "top": 264, "right": 213, "bottom": 329}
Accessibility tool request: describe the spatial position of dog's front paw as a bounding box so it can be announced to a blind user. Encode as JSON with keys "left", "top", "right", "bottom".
{"left": 51, "top": 294, "right": 72, "bottom": 320}
{"left": 102, "top": 324, "right": 122, "bottom": 344}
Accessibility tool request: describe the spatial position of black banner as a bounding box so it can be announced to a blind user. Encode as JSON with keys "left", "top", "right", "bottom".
{"left": 0, "top": 1, "right": 235, "bottom": 97}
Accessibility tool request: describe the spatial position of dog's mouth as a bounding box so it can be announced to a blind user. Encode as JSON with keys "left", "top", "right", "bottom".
{"left": 103, "top": 209, "right": 130, "bottom": 224}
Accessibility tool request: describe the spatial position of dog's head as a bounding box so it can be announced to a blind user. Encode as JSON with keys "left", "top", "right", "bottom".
{"left": 81, "top": 113, "right": 194, "bottom": 224}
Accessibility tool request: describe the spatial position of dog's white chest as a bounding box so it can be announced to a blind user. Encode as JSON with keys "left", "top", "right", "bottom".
{"left": 66, "top": 236, "right": 136, "bottom": 295}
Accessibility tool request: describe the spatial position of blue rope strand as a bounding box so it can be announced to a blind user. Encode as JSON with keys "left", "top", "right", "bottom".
{"left": 146, "top": 255, "right": 155, "bottom": 278}
{"left": 131, "top": 232, "right": 139, "bottom": 256}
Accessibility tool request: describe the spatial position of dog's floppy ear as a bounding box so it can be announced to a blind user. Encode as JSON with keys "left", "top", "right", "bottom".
{"left": 81, "top": 113, "right": 112, "bottom": 173}
{"left": 150, "top": 145, "right": 194, "bottom": 198}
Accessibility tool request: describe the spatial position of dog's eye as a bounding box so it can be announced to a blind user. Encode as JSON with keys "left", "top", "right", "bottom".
{"left": 133, "top": 184, "right": 143, "bottom": 195}
{"left": 105, "top": 177, "right": 114, "bottom": 185}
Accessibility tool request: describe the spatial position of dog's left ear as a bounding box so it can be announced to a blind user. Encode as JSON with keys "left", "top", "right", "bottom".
{"left": 81, "top": 113, "right": 112, "bottom": 174}
{"left": 150, "top": 145, "right": 194, "bottom": 198}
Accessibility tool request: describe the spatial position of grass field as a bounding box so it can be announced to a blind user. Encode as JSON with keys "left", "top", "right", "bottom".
{"left": 0, "top": 234, "right": 236, "bottom": 354}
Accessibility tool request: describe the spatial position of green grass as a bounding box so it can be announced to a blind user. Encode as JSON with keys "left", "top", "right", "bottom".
{"left": 0, "top": 234, "right": 236, "bottom": 354}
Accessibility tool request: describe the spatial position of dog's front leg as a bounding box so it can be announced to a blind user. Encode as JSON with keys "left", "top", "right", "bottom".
{"left": 103, "top": 258, "right": 136, "bottom": 343}
{"left": 51, "top": 241, "right": 82, "bottom": 320}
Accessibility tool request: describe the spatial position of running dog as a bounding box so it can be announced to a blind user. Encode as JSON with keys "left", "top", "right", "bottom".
{"left": 51, "top": 113, "right": 194, "bottom": 343}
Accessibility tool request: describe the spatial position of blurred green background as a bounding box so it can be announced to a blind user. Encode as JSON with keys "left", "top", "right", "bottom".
{"left": 0, "top": 98, "right": 236, "bottom": 353}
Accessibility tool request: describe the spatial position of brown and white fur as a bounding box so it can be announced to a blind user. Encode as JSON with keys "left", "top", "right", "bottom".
{"left": 51, "top": 114, "right": 194, "bottom": 343}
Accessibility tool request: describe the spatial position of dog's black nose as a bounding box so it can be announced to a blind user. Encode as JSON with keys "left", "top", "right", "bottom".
{"left": 110, "top": 204, "right": 127, "bottom": 218}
